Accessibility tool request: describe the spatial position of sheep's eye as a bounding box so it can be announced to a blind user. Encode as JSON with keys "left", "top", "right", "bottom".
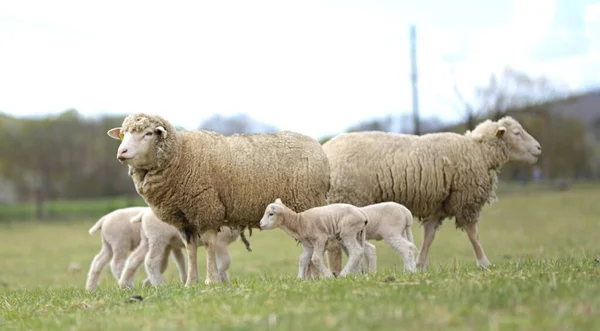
{"left": 514, "top": 130, "right": 521, "bottom": 136}
{"left": 268, "top": 212, "right": 274, "bottom": 217}
{"left": 145, "top": 132, "right": 153, "bottom": 136}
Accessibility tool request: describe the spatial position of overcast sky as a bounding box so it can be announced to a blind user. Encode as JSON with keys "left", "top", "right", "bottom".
{"left": 1, "top": 0, "right": 599, "bottom": 139}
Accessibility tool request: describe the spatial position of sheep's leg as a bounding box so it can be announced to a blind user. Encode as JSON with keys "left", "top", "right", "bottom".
{"left": 416, "top": 220, "right": 440, "bottom": 271}
{"left": 184, "top": 235, "right": 199, "bottom": 287}
{"left": 201, "top": 229, "right": 221, "bottom": 284}
{"left": 363, "top": 242, "right": 377, "bottom": 273}
{"left": 109, "top": 246, "right": 129, "bottom": 281}
{"left": 326, "top": 243, "right": 343, "bottom": 276}
{"left": 215, "top": 242, "right": 231, "bottom": 282}
{"left": 311, "top": 239, "right": 335, "bottom": 279}
{"left": 339, "top": 236, "right": 363, "bottom": 277}
{"left": 85, "top": 239, "right": 113, "bottom": 292}
{"left": 464, "top": 223, "right": 492, "bottom": 269}
{"left": 144, "top": 243, "right": 168, "bottom": 286}
{"left": 384, "top": 235, "right": 417, "bottom": 273}
{"left": 118, "top": 236, "right": 149, "bottom": 289}
{"left": 298, "top": 244, "right": 313, "bottom": 279}
{"left": 171, "top": 248, "right": 187, "bottom": 284}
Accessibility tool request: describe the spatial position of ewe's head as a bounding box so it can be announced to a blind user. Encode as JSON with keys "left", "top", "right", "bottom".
{"left": 107, "top": 113, "right": 174, "bottom": 169}
{"left": 469, "top": 116, "right": 542, "bottom": 164}
{"left": 259, "top": 198, "right": 285, "bottom": 230}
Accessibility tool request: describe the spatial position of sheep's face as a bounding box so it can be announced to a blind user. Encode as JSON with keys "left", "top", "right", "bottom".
{"left": 259, "top": 198, "right": 285, "bottom": 230}
{"left": 498, "top": 120, "right": 542, "bottom": 164}
{"left": 107, "top": 126, "right": 167, "bottom": 168}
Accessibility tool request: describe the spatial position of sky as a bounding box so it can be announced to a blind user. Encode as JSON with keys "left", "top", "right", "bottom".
{"left": 1, "top": 0, "right": 600, "bottom": 139}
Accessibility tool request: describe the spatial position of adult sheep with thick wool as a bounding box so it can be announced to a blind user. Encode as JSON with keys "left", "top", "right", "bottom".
{"left": 106, "top": 113, "right": 330, "bottom": 285}
{"left": 323, "top": 116, "right": 542, "bottom": 272}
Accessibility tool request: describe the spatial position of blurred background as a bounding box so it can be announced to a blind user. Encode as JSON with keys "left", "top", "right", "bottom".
{"left": 1, "top": 0, "right": 599, "bottom": 221}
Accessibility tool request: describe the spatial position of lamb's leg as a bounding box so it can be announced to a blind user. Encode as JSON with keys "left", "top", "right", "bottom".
{"left": 363, "top": 242, "right": 377, "bottom": 273}
{"left": 326, "top": 243, "right": 343, "bottom": 276}
{"left": 464, "top": 222, "right": 492, "bottom": 269}
{"left": 109, "top": 246, "right": 129, "bottom": 282}
{"left": 384, "top": 235, "right": 417, "bottom": 273}
{"left": 144, "top": 242, "right": 168, "bottom": 286}
{"left": 339, "top": 235, "right": 364, "bottom": 277}
{"left": 171, "top": 248, "right": 187, "bottom": 284}
{"left": 416, "top": 219, "right": 440, "bottom": 271}
{"left": 184, "top": 235, "right": 199, "bottom": 287}
{"left": 298, "top": 244, "right": 313, "bottom": 279}
{"left": 118, "top": 236, "right": 149, "bottom": 288}
{"left": 201, "top": 229, "right": 221, "bottom": 284}
{"left": 85, "top": 239, "right": 113, "bottom": 292}
{"left": 215, "top": 242, "right": 232, "bottom": 282}
{"left": 311, "top": 238, "right": 335, "bottom": 278}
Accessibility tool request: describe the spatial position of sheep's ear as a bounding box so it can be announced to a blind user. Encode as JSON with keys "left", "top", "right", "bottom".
{"left": 107, "top": 127, "right": 124, "bottom": 140}
{"left": 155, "top": 126, "right": 168, "bottom": 139}
{"left": 275, "top": 198, "right": 282, "bottom": 204}
{"left": 495, "top": 126, "right": 506, "bottom": 138}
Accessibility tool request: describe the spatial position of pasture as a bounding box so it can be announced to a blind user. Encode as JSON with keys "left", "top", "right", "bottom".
{"left": 1, "top": 183, "right": 599, "bottom": 330}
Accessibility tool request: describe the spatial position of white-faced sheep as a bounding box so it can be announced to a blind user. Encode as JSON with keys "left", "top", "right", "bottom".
{"left": 259, "top": 198, "right": 368, "bottom": 279}
{"left": 106, "top": 113, "right": 330, "bottom": 285}
{"left": 323, "top": 116, "right": 542, "bottom": 272}
{"left": 85, "top": 206, "right": 147, "bottom": 292}
{"left": 118, "top": 207, "right": 245, "bottom": 288}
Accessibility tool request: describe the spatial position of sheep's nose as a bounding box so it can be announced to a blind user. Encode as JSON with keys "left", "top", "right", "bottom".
{"left": 537, "top": 144, "right": 542, "bottom": 152}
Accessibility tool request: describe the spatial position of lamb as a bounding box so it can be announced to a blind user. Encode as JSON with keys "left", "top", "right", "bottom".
{"left": 322, "top": 116, "right": 542, "bottom": 272}
{"left": 106, "top": 113, "right": 330, "bottom": 285}
{"left": 118, "top": 207, "right": 245, "bottom": 288}
{"left": 305, "top": 202, "right": 418, "bottom": 278}
{"left": 259, "top": 198, "right": 368, "bottom": 279}
{"left": 85, "top": 206, "right": 147, "bottom": 292}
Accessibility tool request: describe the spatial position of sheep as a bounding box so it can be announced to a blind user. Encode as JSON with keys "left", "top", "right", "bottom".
{"left": 118, "top": 207, "right": 246, "bottom": 288}
{"left": 85, "top": 206, "right": 147, "bottom": 292}
{"left": 106, "top": 113, "right": 330, "bottom": 285}
{"left": 305, "top": 202, "right": 418, "bottom": 278}
{"left": 259, "top": 198, "right": 368, "bottom": 279}
{"left": 322, "top": 116, "right": 542, "bottom": 272}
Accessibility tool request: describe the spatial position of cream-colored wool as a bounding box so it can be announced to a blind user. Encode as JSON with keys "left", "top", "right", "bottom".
{"left": 259, "top": 198, "right": 368, "bottom": 279}
{"left": 85, "top": 206, "right": 147, "bottom": 292}
{"left": 118, "top": 208, "right": 242, "bottom": 288}
{"left": 107, "top": 113, "right": 330, "bottom": 285}
{"left": 323, "top": 116, "right": 542, "bottom": 271}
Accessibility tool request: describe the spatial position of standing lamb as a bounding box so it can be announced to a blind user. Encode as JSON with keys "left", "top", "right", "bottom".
{"left": 118, "top": 207, "right": 245, "bottom": 288}
{"left": 106, "top": 113, "right": 330, "bottom": 285}
{"left": 85, "top": 206, "right": 147, "bottom": 292}
{"left": 306, "top": 202, "right": 418, "bottom": 278}
{"left": 323, "top": 116, "right": 542, "bottom": 271}
{"left": 259, "top": 198, "right": 368, "bottom": 279}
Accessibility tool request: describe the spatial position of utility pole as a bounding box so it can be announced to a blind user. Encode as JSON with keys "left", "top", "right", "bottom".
{"left": 409, "top": 24, "right": 420, "bottom": 135}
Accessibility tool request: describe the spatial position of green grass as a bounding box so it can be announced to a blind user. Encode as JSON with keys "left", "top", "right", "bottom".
{"left": 1, "top": 184, "right": 600, "bottom": 330}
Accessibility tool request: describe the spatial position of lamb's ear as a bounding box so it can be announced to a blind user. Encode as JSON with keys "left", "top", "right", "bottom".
{"left": 107, "top": 127, "right": 124, "bottom": 140}
{"left": 496, "top": 126, "right": 506, "bottom": 138}
{"left": 275, "top": 198, "right": 282, "bottom": 204}
{"left": 155, "top": 126, "right": 168, "bottom": 139}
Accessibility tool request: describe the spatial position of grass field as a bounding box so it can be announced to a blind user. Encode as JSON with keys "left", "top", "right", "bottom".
{"left": 1, "top": 183, "right": 600, "bottom": 330}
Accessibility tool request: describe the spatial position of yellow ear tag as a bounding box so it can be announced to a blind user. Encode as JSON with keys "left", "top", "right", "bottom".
{"left": 118, "top": 133, "right": 124, "bottom": 140}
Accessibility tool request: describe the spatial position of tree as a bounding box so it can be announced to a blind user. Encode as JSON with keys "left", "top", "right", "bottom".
{"left": 198, "top": 114, "right": 278, "bottom": 135}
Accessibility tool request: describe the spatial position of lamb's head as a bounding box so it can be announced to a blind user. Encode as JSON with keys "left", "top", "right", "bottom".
{"left": 107, "top": 113, "right": 175, "bottom": 169}
{"left": 470, "top": 116, "right": 542, "bottom": 164}
{"left": 259, "top": 198, "right": 285, "bottom": 230}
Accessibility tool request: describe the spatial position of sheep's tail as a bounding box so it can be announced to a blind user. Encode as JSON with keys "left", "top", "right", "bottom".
{"left": 88, "top": 216, "right": 106, "bottom": 235}
{"left": 130, "top": 212, "right": 144, "bottom": 224}
{"left": 239, "top": 226, "right": 252, "bottom": 252}
{"left": 357, "top": 208, "right": 370, "bottom": 248}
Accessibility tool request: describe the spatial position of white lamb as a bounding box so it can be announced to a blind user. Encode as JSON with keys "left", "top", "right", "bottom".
{"left": 118, "top": 207, "right": 245, "bottom": 288}
{"left": 85, "top": 206, "right": 147, "bottom": 292}
{"left": 259, "top": 198, "right": 368, "bottom": 279}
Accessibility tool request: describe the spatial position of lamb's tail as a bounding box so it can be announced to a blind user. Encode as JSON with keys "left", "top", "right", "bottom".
{"left": 356, "top": 208, "right": 370, "bottom": 248}
{"left": 88, "top": 216, "right": 106, "bottom": 235}
{"left": 130, "top": 212, "right": 144, "bottom": 224}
